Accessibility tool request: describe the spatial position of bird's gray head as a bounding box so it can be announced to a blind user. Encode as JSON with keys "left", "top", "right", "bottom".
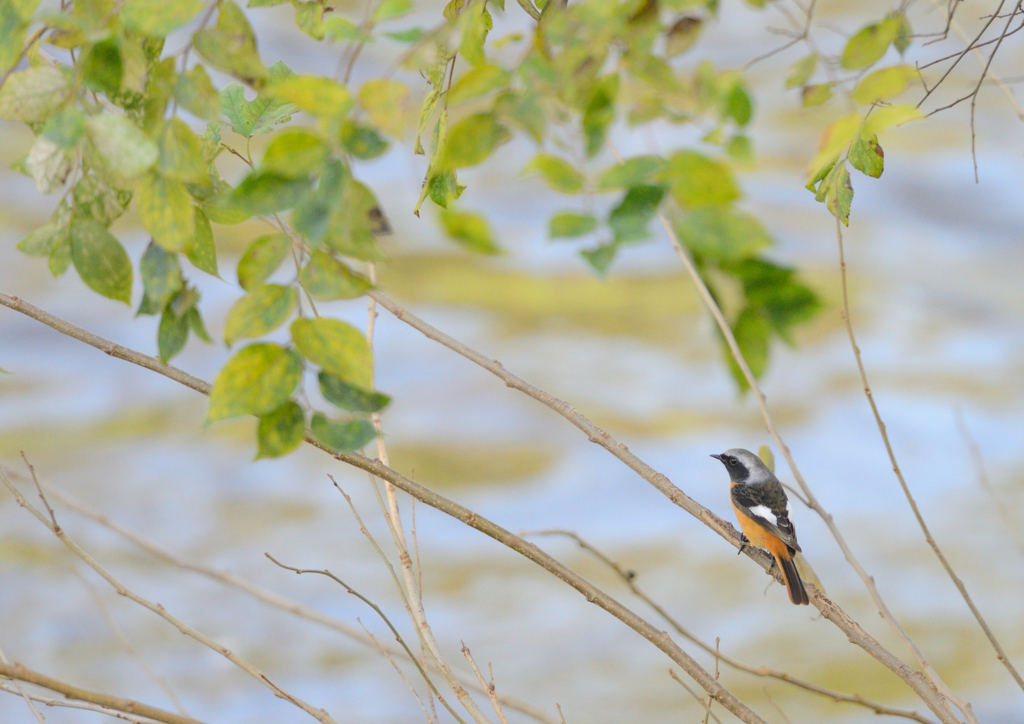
{"left": 710, "top": 448, "right": 774, "bottom": 484}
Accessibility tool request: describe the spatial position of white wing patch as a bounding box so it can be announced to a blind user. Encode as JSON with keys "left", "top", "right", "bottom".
{"left": 748, "top": 504, "right": 778, "bottom": 526}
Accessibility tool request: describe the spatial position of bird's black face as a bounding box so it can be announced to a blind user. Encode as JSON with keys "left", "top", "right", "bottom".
{"left": 711, "top": 452, "right": 749, "bottom": 482}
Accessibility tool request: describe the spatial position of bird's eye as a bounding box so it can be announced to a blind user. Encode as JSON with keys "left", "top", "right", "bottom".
{"left": 725, "top": 456, "right": 736, "bottom": 465}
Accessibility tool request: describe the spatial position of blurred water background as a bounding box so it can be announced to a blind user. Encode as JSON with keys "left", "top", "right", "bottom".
{"left": 2, "top": 0, "right": 1024, "bottom": 722}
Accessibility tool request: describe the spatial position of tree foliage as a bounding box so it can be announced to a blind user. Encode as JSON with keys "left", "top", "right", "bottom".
{"left": 0, "top": 0, "right": 927, "bottom": 449}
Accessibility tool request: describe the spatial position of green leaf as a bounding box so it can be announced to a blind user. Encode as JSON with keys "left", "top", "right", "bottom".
{"left": 728, "top": 308, "right": 771, "bottom": 388}
{"left": 70, "top": 218, "right": 133, "bottom": 304}
{"left": 596, "top": 155, "right": 665, "bottom": 190}
{"left": 373, "top": 0, "right": 413, "bottom": 22}
{"left": 120, "top": 0, "right": 202, "bottom": 37}
{"left": 318, "top": 372, "right": 390, "bottom": 413}
{"left": 174, "top": 65, "right": 221, "bottom": 121}
{"left": 661, "top": 150, "right": 740, "bottom": 208}
{"left": 801, "top": 83, "right": 833, "bottom": 107}
{"left": 186, "top": 306, "right": 213, "bottom": 342}
{"left": 439, "top": 208, "right": 501, "bottom": 254}
{"left": 723, "top": 83, "right": 753, "bottom": 126}
{"left": 224, "top": 284, "right": 297, "bottom": 345}
{"left": 841, "top": 17, "right": 900, "bottom": 70}
{"left": 228, "top": 171, "right": 314, "bottom": 215}
{"left": 893, "top": 13, "right": 912, "bottom": 54}
{"left": 80, "top": 40, "right": 122, "bottom": 95}
{"left": 440, "top": 112, "right": 509, "bottom": 169}
{"left": 580, "top": 243, "right": 617, "bottom": 275}
{"left": 384, "top": 27, "right": 425, "bottom": 43}
{"left": 852, "top": 65, "right": 918, "bottom": 105}
{"left": 291, "top": 160, "right": 385, "bottom": 260}
{"left": 187, "top": 208, "right": 219, "bottom": 276}
{"left": 358, "top": 79, "right": 408, "bottom": 138}
{"left": 140, "top": 242, "right": 183, "bottom": 309}
{"left": 299, "top": 250, "right": 373, "bottom": 300}
{"left": 194, "top": 0, "right": 268, "bottom": 86}
{"left": 726, "top": 134, "right": 754, "bottom": 164}
{"left": 459, "top": 3, "right": 492, "bottom": 67}
{"left": 549, "top": 212, "right": 597, "bottom": 239}
{"left": 0, "top": 0, "right": 40, "bottom": 75}
{"left": 849, "top": 134, "right": 884, "bottom": 178}
{"left": 42, "top": 106, "right": 86, "bottom": 149}
{"left": 137, "top": 172, "right": 196, "bottom": 252}
{"left": 263, "top": 74, "right": 353, "bottom": 118}
{"left": 675, "top": 206, "right": 773, "bottom": 262}
{"left": 220, "top": 81, "right": 296, "bottom": 137}
{"left": 294, "top": 0, "right": 325, "bottom": 39}
{"left": 158, "top": 304, "right": 190, "bottom": 361}
{"left": 156, "top": 118, "right": 207, "bottom": 183}
{"left": 425, "top": 169, "right": 459, "bottom": 209}
{"left": 290, "top": 317, "right": 373, "bottom": 389}
{"left": 85, "top": 113, "right": 159, "bottom": 185}
{"left": 322, "top": 16, "right": 368, "bottom": 42}
{"left": 340, "top": 123, "right": 389, "bottom": 159}
{"left": 237, "top": 233, "right": 290, "bottom": 290}
{"left": 73, "top": 174, "right": 132, "bottom": 227}
{"left": 582, "top": 74, "right": 619, "bottom": 158}
{"left": 49, "top": 234, "right": 72, "bottom": 277}
{"left": 785, "top": 54, "right": 817, "bottom": 89}
{"left": 0, "top": 65, "right": 68, "bottom": 121}
{"left": 261, "top": 128, "right": 329, "bottom": 176}
{"left": 819, "top": 162, "right": 853, "bottom": 225}
{"left": 18, "top": 221, "right": 67, "bottom": 257}
{"left": 862, "top": 104, "right": 924, "bottom": 135}
{"left": 206, "top": 343, "right": 302, "bottom": 422}
{"left": 524, "top": 153, "right": 584, "bottom": 194}
{"left": 731, "top": 257, "right": 820, "bottom": 342}
{"left": 256, "top": 400, "right": 306, "bottom": 458}
{"left": 310, "top": 413, "right": 377, "bottom": 452}
{"left": 447, "top": 64, "right": 509, "bottom": 105}
{"left": 665, "top": 16, "right": 702, "bottom": 58}
{"left": 608, "top": 185, "right": 665, "bottom": 243}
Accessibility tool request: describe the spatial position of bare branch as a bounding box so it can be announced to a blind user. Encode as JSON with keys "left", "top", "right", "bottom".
{"left": 668, "top": 669, "right": 723, "bottom": 724}
{"left": 834, "top": 215, "right": 1024, "bottom": 695}
{"left": 0, "top": 661, "right": 206, "bottom": 724}
{"left": 460, "top": 645, "right": 509, "bottom": 724}
{"left": 0, "top": 642, "right": 46, "bottom": 723}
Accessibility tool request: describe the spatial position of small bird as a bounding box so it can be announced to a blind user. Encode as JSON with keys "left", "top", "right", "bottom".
{"left": 711, "top": 448, "right": 809, "bottom": 605}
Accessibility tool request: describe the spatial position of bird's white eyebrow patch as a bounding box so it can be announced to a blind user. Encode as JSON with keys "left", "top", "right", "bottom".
{"left": 749, "top": 504, "right": 778, "bottom": 526}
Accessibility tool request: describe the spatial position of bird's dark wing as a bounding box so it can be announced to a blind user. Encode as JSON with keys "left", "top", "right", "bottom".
{"left": 731, "top": 482, "right": 801, "bottom": 552}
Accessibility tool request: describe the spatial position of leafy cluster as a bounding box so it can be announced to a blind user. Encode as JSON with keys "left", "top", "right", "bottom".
{"left": 2, "top": 0, "right": 852, "bottom": 457}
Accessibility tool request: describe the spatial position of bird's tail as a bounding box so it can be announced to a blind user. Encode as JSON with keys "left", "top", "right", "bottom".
{"left": 778, "top": 552, "right": 809, "bottom": 605}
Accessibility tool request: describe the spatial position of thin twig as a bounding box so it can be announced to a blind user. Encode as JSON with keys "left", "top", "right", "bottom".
{"left": 461, "top": 645, "right": 509, "bottom": 724}
{"left": 0, "top": 465, "right": 339, "bottom": 724}
{"left": 72, "top": 569, "right": 191, "bottom": 717}
{"left": 668, "top": 669, "right": 723, "bottom": 724}
{"left": 834, "top": 214, "right": 1024, "bottom": 695}
{"left": 0, "top": 26, "right": 47, "bottom": 92}
{"left": 264, "top": 553, "right": 465, "bottom": 724}
{"left": 360, "top": 621, "right": 437, "bottom": 724}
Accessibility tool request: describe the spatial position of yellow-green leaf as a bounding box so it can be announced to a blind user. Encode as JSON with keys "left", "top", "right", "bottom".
{"left": 260, "top": 128, "right": 329, "bottom": 177}
{"left": 137, "top": 172, "right": 196, "bottom": 252}
{"left": 785, "top": 54, "right": 817, "bottom": 89}
{"left": 85, "top": 113, "right": 158, "bottom": 185}
{"left": 524, "top": 153, "right": 584, "bottom": 194}
{"left": 290, "top": 317, "right": 373, "bottom": 389}
{"left": 174, "top": 65, "right": 221, "bottom": 121}
{"left": 256, "top": 400, "right": 305, "bottom": 458}
{"left": 0, "top": 65, "right": 68, "bottom": 121}
{"left": 187, "top": 208, "right": 219, "bottom": 276}
{"left": 439, "top": 208, "right": 501, "bottom": 254}
{"left": 193, "top": 0, "right": 268, "bottom": 86}
{"left": 299, "top": 250, "right": 373, "bottom": 300}
{"left": 447, "top": 64, "right": 509, "bottom": 105}
{"left": 207, "top": 343, "right": 302, "bottom": 422}
{"left": 70, "top": 218, "right": 133, "bottom": 304}
{"left": 156, "top": 118, "right": 207, "bottom": 183}
{"left": 263, "top": 74, "right": 353, "bottom": 118}
{"left": 661, "top": 150, "right": 740, "bottom": 208}
{"left": 224, "top": 284, "right": 297, "bottom": 345}
{"left": 440, "top": 112, "right": 509, "bottom": 169}
{"left": 310, "top": 413, "right": 377, "bottom": 452}
{"left": 849, "top": 134, "right": 884, "bottom": 178}
{"left": 852, "top": 65, "right": 919, "bottom": 105}
{"left": 806, "top": 112, "right": 860, "bottom": 180}
{"left": 120, "top": 0, "right": 202, "bottom": 37}
{"left": 237, "top": 233, "right": 290, "bottom": 290}
{"left": 801, "top": 83, "right": 833, "bottom": 107}
{"left": 358, "top": 79, "right": 409, "bottom": 138}
{"left": 862, "top": 104, "right": 924, "bottom": 136}
{"left": 841, "top": 18, "right": 900, "bottom": 70}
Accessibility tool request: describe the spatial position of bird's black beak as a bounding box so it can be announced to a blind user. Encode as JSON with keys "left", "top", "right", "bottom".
{"left": 710, "top": 453, "right": 723, "bottom": 462}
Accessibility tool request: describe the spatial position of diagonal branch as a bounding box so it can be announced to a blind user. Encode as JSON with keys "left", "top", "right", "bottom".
{"left": 0, "top": 661, "right": 206, "bottom": 724}
{"left": 0, "top": 291, "right": 767, "bottom": 724}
